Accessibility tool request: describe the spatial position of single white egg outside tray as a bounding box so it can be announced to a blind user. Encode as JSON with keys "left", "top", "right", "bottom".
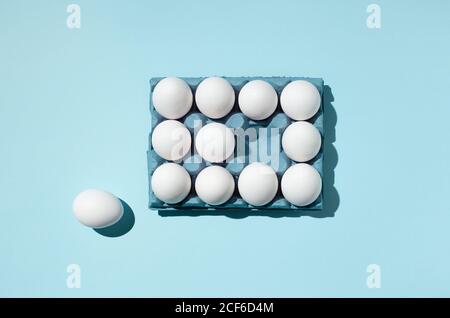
{"left": 148, "top": 76, "right": 324, "bottom": 211}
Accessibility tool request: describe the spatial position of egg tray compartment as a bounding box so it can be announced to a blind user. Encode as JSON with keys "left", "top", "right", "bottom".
{"left": 148, "top": 76, "right": 324, "bottom": 211}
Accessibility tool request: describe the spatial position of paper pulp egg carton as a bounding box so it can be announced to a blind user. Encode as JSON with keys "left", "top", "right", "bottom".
{"left": 148, "top": 76, "right": 324, "bottom": 211}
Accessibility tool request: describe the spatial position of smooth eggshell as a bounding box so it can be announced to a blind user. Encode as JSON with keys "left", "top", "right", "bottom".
{"left": 73, "top": 189, "right": 124, "bottom": 229}
{"left": 280, "top": 80, "right": 321, "bottom": 120}
{"left": 151, "top": 163, "right": 191, "bottom": 204}
{"left": 281, "top": 163, "right": 322, "bottom": 206}
{"left": 282, "top": 121, "right": 321, "bottom": 162}
{"left": 238, "top": 162, "right": 278, "bottom": 206}
{"left": 195, "top": 165, "right": 235, "bottom": 205}
{"left": 238, "top": 80, "right": 278, "bottom": 120}
{"left": 195, "top": 123, "right": 235, "bottom": 163}
{"left": 151, "top": 120, "right": 191, "bottom": 161}
{"left": 195, "top": 77, "right": 235, "bottom": 119}
{"left": 152, "top": 77, "right": 193, "bottom": 119}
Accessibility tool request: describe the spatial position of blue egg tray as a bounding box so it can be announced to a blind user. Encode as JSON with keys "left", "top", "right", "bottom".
{"left": 148, "top": 76, "right": 324, "bottom": 211}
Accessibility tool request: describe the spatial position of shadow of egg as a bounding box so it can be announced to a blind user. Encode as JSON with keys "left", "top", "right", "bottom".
{"left": 94, "top": 199, "right": 135, "bottom": 238}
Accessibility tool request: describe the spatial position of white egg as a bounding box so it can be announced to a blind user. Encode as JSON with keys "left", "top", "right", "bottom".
{"left": 152, "top": 77, "right": 193, "bottom": 119}
{"left": 195, "top": 123, "right": 235, "bottom": 163}
{"left": 151, "top": 163, "right": 191, "bottom": 204}
{"left": 280, "top": 80, "right": 321, "bottom": 120}
{"left": 73, "top": 189, "right": 123, "bottom": 229}
{"left": 195, "top": 77, "right": 235, "bottom": 119}
{"left": 151, "top": 120, "right": 191, "bottom": 161}
{"left": 238, "top": 80, "right": 278, "bottom": 120}
{"left": 281, "top": 163, "right": 322, "bottom": 206}
{"left": 282, "top": 121, "right": 321, "bottom": 162}
{"left": 195, "top": 166, "right": 235, "bottom": 205}
{"left": 238, "top": 162, "right": 278, "bottom": 206}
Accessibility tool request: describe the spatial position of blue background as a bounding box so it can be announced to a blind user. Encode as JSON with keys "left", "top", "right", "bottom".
{"left": 1, "top": 0, "right": 450, "bottom": 297}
